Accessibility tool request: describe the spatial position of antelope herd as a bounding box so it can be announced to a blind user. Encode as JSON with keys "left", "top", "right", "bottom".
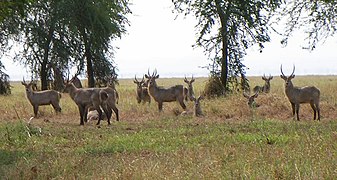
{"left": 20, "top": 65, "right": 322, "bottom": 126}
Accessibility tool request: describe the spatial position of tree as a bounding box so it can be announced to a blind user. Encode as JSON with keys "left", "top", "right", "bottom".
{"left": 0, "top": 0, "right": 130, "bottom": 89}
{"left": 276, "top": 0, "right": 337, "bottom": 50}
{"left": 172, "top": 0, "right": 282, "bottom": 94}
{"left": 63, "top": 0, "right": 130, "bottom": 87}
{"left": 0, "top": 0, "right": 33, "bottom": 22}
{"left": 0, "top": 61, "right": 11, "bottom": 95}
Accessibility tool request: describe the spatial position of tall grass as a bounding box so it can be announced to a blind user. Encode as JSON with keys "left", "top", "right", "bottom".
{"left": 0, "top": 76, "right": 336, "bottom": 179}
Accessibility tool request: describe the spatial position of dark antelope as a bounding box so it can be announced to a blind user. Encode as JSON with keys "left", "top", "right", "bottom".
{"left": 133, "top": 75, "right": 151, "bottom": 104}
{"left": 253, "top": 74, "right": 273, "bottom": 93}
{"left": 63, "top": 82, "right": 112, "bottom": 125}
{"left": 280, "top": 65, "right": 320, "bottom": 121}
{"left": 243, "top": 92, "right": 259, "bottom": 108}
{"left": 184, "top": 75, "right": 195, "bottom": 101}
{"left": 145, "top": 70, "right": 186, "bottom": 112}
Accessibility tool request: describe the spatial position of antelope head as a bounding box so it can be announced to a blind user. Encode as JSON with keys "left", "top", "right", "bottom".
{"left": 243, "top": 92, "right": 259, "bottom": 108}
{"left": 184, "top": 75, "right": 195, "bottom": 86}
{"left": 145, "top": 69, "right": 159, "bottom": 88}
{"left": 280, "top": 65, "right": 295, "bottom": 88}
{"left": 262, "top": 74, "right": 273, "bottom": 82}
{"left": 134, "top": 75, "right": 145, "bottom": 89}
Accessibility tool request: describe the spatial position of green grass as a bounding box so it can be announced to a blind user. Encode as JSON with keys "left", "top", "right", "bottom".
{"left": 0, "top": 76, "right": 337, "bottom": 179}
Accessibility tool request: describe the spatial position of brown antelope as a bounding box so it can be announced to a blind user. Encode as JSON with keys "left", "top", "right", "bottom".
{"left": 98, "top": 87, "right": 119, "bottom": 124}
{"left": 243, "top": 92, "right": 259, "bottom": 108}
{"left": 133, "top": 75, "right": 151, "bottom": 104}
{"left": 22, "top": 79, "right": 62, "bottom": 117}
{"left": 184, "top": 75, "right": 195, "bottom": 101}
{"left": 63, "top": 82, "right": 110, "bottom": 125}
{"left": 145, "top": 70, "right": 186, "bottom": 112}
{"left": 253, "top": 74, "right": 273, "bottom": 93}
{"left": 280, "top": 65, "right": 320, "bottom": 121}
{"left": 192, "top": 95, "right": 204, "bottom": 117}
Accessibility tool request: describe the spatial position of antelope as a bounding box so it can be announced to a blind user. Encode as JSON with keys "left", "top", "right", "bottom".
{"left": 192, "top": 95, "right": 204, "bottom": 117}
{"left": 253, "top": 74, "right": 273, "bottom": 93}
{"left": 22, "top": 79, "right": 62, "bottom": 117}
{"left": 63, "top": 82, "right": 110, "bottom": 125}
{"left": 98, "top": 87, "right": 119, "bottom": 125}
{"left": 184, "top": 76, "right": 195, "bottom": 101}
{"left": 280, "top": 65, "right": 320, "bottom": 121}
{"left": 70, "top": 76, "right": 83, "bottom": 88}
{"left": 133, "top": 75, "right": 151, "bottom": 104}
{"left": 243, "top": 92, "right": 259, "bottom": 108}
{"left": 145, "top": 70, "right": 186, "bottom": 112}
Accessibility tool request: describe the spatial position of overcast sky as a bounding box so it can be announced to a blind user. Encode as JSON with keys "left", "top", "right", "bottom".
{"left": 3, "top": 0, "right": 337, "bottom": 80}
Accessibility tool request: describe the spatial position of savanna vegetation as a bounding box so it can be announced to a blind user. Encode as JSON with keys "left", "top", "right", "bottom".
{"left": 0, "top": 76, "right": 336, "bottom": 179}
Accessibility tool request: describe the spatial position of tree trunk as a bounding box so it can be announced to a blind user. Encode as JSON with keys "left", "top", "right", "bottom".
{"left": 40, "top": 26, "right": 54, "bottom": 90}
{"left": 81, "top": 27, "right": 95, "bottom": 87}
{"left": 40, "top": 60, "right": 48, "bottom": 90}
{"left": 86, "top": 51, "right": 95, "bottom": 87}
{"left": 215, "top": 0, "right": 231, "bottom": 92}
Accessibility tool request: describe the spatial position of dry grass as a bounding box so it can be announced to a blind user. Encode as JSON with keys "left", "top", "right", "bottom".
{"left": 0, "top": 76, "right": 336, "bottom": 179}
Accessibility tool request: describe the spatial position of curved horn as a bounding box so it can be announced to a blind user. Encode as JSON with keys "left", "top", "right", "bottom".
{"left": 280, "top": 64, "right": 285, "bottom": 77}
{"left": 290, "top": 65, "right": 295, "bottom": 77}
{"left": 134, "top": 75, "right": 138, "bottom": 82}
{"left": 147, "top": 69, "right": 151, "bottom": 77}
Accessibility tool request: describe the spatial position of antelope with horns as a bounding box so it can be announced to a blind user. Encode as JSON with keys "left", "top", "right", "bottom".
{"left": 243, "top": 92, "right": 259, "bottom": 108}
{"left": 280, "top": 65, "right": 320, "bottom": 121}
{"left": 134, "top": 75, "right": 151, "bottom": 104}
{"left": 253, "top": 74, "right": 273, "bottom": 93}
{"left": 145, "top": 70, "right": 186, "bottom": 112}
{"left": 63, "top": 82, "right": 112, "bottom": 125}
{"left": 21, "top": 79, "right": 62, "bottom": 117}
{"left": 184, "top": 75, "right": 195, "bottom": 101}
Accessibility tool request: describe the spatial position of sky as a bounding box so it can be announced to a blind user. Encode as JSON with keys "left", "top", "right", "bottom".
{"left": 3, "top": 0, "right": 337, "bottom": 80}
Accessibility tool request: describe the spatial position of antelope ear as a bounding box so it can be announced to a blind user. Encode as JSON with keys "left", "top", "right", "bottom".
{"left": 270, "top": 76, "right": 273, "bottom": 80}
{"left": 290, "top": 74, "right": 295, "bottom": 79}
{"left": 133, "top": 80, "right": 137, "bottom": 84}
{"left": 144, "top": 74, "right": 149, "bottom": 78}
{"left": 280, "top": 75, "right": 286, "bottom": 80}
{"left": 155, "top": 75, "right": 159, "bottom": 79}
{"left": 262, "top": 76, "right": 266, "bottom": 80}
{"left": 190, "top": 78, "right": 195, "bottom": 83}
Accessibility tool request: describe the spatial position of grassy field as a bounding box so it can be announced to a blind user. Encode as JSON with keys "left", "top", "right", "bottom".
{"left": 0, "top": 76, "right": 336, "bottom": 179}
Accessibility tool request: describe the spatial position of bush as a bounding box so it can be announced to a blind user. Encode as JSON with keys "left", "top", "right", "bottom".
{"left": 203, "top": 76, "right": 225, "bottom": 98}
{"left": 0, "top": 62, "right": 11, "bottom": 95}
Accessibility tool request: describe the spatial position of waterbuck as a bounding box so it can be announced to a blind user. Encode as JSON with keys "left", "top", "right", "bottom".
{"left": 133, "top": 75, "right": 151, "bottom": 104}
{"left": 63, "top": 82, "right": 109, "bottom": 125}
{"left": 98, "top": 87, "right": 119, "bottom": 124}
{"left": 70, "top": 76, "right": 83, "bottom": 88}
{"left": 184, "top": 75, "right": 195, "bottom": 101}
{"left": 253, "top": 74, "right": 273, "bottom": 93}
{"left": 145, "top": 70, "right": 186, "bottom": 112}
{"left": 280, "top": 65, "right": 320, "bottom": 121}
{"left": 22, "top": 79, "right": 62, "bottom": 117}
{"left": 192, "top": 95, "right": 204, "bottom": 117}
{"left": 243, "top": 92, "right": 259, "bottom": 108}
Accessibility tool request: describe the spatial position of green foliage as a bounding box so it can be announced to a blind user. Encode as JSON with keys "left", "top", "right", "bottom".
{"left": 203, "top": 75, "right": 225, "bottom": 97}
{"left": 0, "top": 61, "right": 11, "bottom": 95}
{"left": 172, "top": 0, "right": 282, "bottom": 93}
{"left": 277, "top": 0, "right": 337, "bottom": 50}
{"left": 0, "top": 0, "right": 131, "bottom": 89}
